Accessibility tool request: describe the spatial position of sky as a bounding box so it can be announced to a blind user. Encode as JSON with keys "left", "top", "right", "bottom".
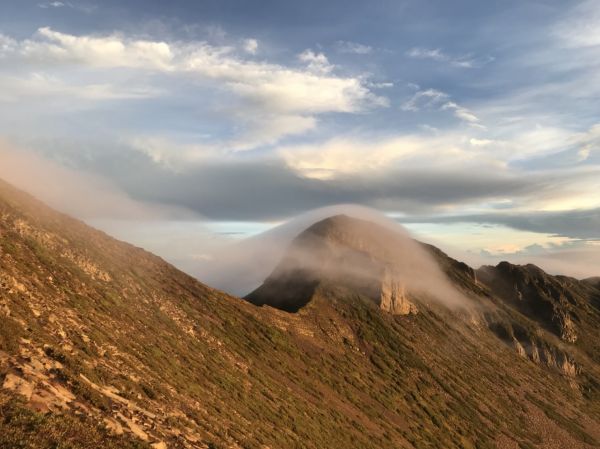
{"left": 1, "top": 0, "right": 600, "bottom": 286}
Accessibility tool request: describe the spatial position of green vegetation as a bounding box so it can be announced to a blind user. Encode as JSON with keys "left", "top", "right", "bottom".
{"left": 0, "top": 392, "right": 149, "bottom": 449}
{"left": 0, "top": 178, "right": 599, "bottom": 448}
{"left": 0, "top": 316, "right": 22, "bottom": 353}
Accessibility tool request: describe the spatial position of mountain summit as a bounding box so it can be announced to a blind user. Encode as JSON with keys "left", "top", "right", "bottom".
{"left": 246, "top": 214, "right": 458, "bottom": 314}
{"left": 1, "top": 180, "right": 600, "bottom": 449}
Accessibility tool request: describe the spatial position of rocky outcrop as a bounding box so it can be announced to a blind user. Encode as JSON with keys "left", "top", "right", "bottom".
{"left": 555, "top": 311, "right": 577, "bottom": 343}
{"left": 487, "top": 318, "right": 579, "bottom": 377}
{"left": 477, "top": 262, "right": 582, "bottom": 344}
{"left": 379, "top": 267, "right": 417, "bottom": 315}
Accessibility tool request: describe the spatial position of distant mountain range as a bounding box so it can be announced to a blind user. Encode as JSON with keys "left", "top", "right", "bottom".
{"left": 1, "top": 178, "right": 599, "bottom": 449}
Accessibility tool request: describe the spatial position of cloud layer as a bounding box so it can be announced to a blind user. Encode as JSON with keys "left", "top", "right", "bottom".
{"left": 1, "top": 1, "right": 600, "bottom": 281}
{"left": 0, "top": 28, "right": 388, "bottom": 153}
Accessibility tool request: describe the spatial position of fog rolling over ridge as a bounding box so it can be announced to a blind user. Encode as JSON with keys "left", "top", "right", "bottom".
{"left": 3, "top": 1, "right": 600, "bottom": 447}
{"left": 2, "top": 140, "right": 600, "bottom": 283}
{"left": 195, "top": 206, "right": 469, "bottom": 308}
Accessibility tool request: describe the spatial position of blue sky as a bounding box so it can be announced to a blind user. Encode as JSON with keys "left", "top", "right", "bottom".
{"left": 1, "top": 0, "right": 599, "bottom": 283}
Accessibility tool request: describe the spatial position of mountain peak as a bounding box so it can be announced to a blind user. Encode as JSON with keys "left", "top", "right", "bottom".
{"left": 246, "top": 214, "right": 462, "bottom": 314}
{"left": 298, "top": 214, "right": 384, "bottom": 238}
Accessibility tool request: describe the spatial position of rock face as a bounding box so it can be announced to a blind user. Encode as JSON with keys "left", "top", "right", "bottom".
{"left": 475, "top": 261, "right": 600, "bottom": 378}
{"left": 379, "top": 267, "right": 417, "bottom": 315}
{"left": 477, "top": 262, "right": 582, "bottom": 343}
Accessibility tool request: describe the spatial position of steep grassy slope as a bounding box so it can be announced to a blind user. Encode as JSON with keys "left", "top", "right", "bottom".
{"left": 247, "top": 215, "right": 600, "bottom": 447}
{"left": 1, "top": 180, "right": 600, "bottom": 448}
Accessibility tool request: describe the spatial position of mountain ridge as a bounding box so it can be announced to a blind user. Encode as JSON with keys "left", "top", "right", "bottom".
{"left": 1, "top": 179, "right": 600, "bottom": 448}
{"left": 248, "top": 214, "right": 600, "bottom": 408}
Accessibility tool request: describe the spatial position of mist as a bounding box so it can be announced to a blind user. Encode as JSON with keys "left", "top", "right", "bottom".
{"left": 192, "top": 205, "right": 470, "bottom": 309}
{"left": 0, "top": 139, "right": 197, "bottom": 221}
{"left": 1, "top": 139, "right": 598, "bottom": 300}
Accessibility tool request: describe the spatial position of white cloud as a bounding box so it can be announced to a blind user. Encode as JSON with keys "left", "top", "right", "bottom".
{"left": 406, "top": 47, "right": 493, "bottom": 68}
{"left": 0, "top": 34, "right": 17, "bottom": 53}
{"left": 407, "top": 47, "right": 446, "bottom": 61}
{"left": 279, "top": 133, "right": 480, "bottom": 180}
{"left": 242, "top": 38, "right": 258, "bottom": 54}
{"left": 335, "top": 40, "right": 372, "bottom": 54}
{"left": 469, "top": 138, "right": 494, "bottom": 146}
{"left": 0, "top": 28, "right": 387, "bottom": 155}
{"left": 125, "top": 114, "right": 318, "bottom": 167}
{"left": 572, "top": 123, "right": 600, "bottom": 162}
{"left": 226, "top": 69, "right": 386, "bottom": 114}
{"left": 508, "top": 125, "right": 574, "bottom": 158}
{"left": 367, "top": 81, "right": 394, "bottom": 89}
{"left": 1, "top": 29, "right": 386, "bottom": 114}
{"left": 37, "top": 1, "right": 96, "bottom": 13}
{"left": 401, "top": 88, "right": 448, "bottom": 111}
{"left": 38, "top": 1, "right": 66, "bottom": 8}
{"left": 577, "top": 146, "right": 591, "bottom": 162}
{"left": 24, "top": 27, "right": 174, "bottom": 69}
{"left": 556, "top": 0, "right": 600, "bottom": 48}
{"left": 297, "top": 49, "right": 334, "bottom": 73}
{"left": 0, "top": 73, "right": 160, "bottom": 102}
{"left": 280, "top": 137, "right": 414, "bottom": 179}
{"left": 228, "top": 114, "right": 317, "bottom": 152}
{"left": 442, "top": 101, "right": 482, "bottom": 127}
{"left": 401, "top": 87, "right": 482, "bottom": 127}
{"left": 462, "top": 122, "right": 600, "bottom": 164}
